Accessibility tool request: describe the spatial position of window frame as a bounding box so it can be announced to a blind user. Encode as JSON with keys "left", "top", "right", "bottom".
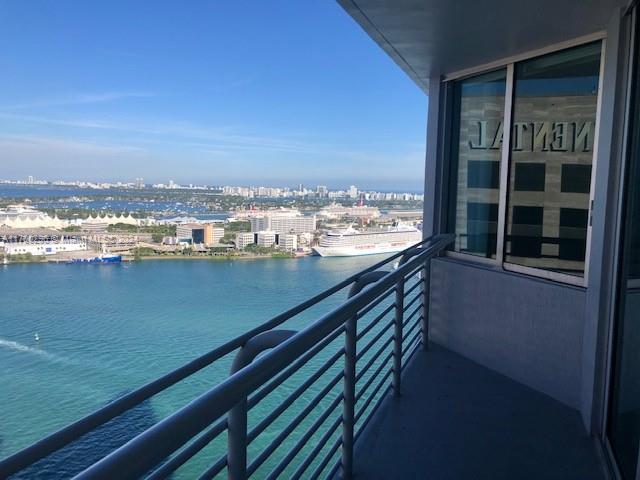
{"left": 443, "top": 32, "right": 607, "bottom": 287}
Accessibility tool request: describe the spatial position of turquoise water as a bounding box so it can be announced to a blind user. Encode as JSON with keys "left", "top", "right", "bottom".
{"left": 0, "top": 255, "right": 388, "bottom": 478}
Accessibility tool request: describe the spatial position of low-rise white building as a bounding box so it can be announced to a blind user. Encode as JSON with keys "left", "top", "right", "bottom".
{"left": 210, "top": 227, "right": 225, "bottom": 245}
{"left": 235, "top": 232, "right": 255, "bottom": 249}
{"left": 256, "top": 231, "right": 276, "bottom": 248}
{"left": 278, "top": 234, "right": 298, "bottom": 252}
{"left": 3, "top": 240, "right": 87, "bottom": 256}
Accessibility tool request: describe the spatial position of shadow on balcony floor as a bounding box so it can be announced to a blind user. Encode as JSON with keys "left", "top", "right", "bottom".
{"left": 353, "top": 345, "right": 604, "bottom": 480}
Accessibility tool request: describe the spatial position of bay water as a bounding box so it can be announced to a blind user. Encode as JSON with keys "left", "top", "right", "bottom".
{"left": 0, "top": 255, "right": 385, "bottom": 478}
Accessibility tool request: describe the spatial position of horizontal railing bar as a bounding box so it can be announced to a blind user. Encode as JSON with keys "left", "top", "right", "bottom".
{"left": 356, "top": 304, "right": 394, "bottom": 341}
{"left": 404, "top": 263, "right": 424, "bottom": 279}
{"left": 356, "top": 343, "right": 392, "bottom": 383}
{"left": 266, "top": 393, "right": 343, "bottom": 480}
{"left": 0, "top": 237, "right": 443, "bottom": 478}
{"left": 403, "top": 278, "right": 423, "bottom": 298}
{"left": 402, "top": 291, "right": 422, "bottom": 314}
{"left": 309, "top": 437, "right": 342, "bottom": 480}
{"left": 402, "top": 330, "right": 422, "bottom": 357}
{"left": 402, "top": 316, "right": 421, "bottom": 345}
{"left": 197, "top": 454, "right": 227, "bottom": 480}
{"left": 247, "top": 355, "right": 344, "bottom": 444}
{"left": 356, "top": 355, "right": 391, "bottom": 403}
{"left": 402, "top": 304, "right": 422, "bottom": 328}
{"left": 356, "top": 324, "right": 393, "bottom": 362}
{"left": 355, "top": 370, "right": 392, "bottom": 424}
{"left": 354, "top": 383, "right": 392, "bottom": 445}
{"left": 248, "top": 326, "right": 344, "bottom": 409}
{"left": 146, "top": 418, "right": 227, "bottom": 480}
{"left": 327, "top": 455, "right": 342, "bottom": 480}
{"left": 247, "top": 372, "right": 344, "bottom": 474}
{"left": 356, "top": 286, "right": 395, "bottom": 319}
{"left": 71, "top": 234, "right": 454, "bottom": 480}
{"left": 291, "top": 416, "right": 342, "bottom": 480}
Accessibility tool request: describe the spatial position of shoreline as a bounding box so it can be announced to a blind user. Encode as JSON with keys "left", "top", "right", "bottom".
{"left": 2, "top": 252, "right": 305, "bottom": 265}
{"left": 124, "top": 253, "right": 300, "bottom": 262}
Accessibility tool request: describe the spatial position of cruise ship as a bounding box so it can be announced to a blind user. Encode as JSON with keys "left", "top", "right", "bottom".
{"left": 313, "top": 225, "right": 422, "bottom": 257}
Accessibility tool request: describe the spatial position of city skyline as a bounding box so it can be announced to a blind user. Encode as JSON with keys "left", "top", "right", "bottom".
{"left": 0, "top": 1, "right": 428, "bottom": 190}
{"left": 0, "top": 175, "right": 425, "bottom": 196}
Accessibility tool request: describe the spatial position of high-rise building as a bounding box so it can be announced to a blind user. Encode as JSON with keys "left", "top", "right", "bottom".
{"left": 249, "top": 215, "right": 316, "bottom": 234}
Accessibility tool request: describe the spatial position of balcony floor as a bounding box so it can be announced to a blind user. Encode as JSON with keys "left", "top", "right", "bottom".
{"left": 353, "top": 345, "right": 605, "bottom": 479}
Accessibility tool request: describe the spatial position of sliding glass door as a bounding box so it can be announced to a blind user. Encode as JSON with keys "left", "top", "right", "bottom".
{"left": 607, "top": 9, "right": 640, "bottom": 479}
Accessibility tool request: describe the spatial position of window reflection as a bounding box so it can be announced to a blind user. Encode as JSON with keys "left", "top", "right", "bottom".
{"left": 505, "top": 42, "right": 602, "bottom": 276}
{"left": 449, "top": 69, "right": 506, "bottom": 258}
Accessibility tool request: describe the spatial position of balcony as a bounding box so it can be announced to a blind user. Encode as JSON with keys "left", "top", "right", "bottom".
{"left": 0, "top": 234, "right": 605, "bottom": 479}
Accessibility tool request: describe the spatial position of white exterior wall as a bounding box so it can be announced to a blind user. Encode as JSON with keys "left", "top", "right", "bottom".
{"left": 250, "top": 216, "right": 315, "bottom": 234}
{"left": 211, "top": 228, "right": 225, "bottom": 244}
{"left": 257, "top": 231, "right": 276, "bottom": 247}
{"left": 4, "top": 241, "right": 87, "bottom": 256}
{"left": 278, "top": 234, "right": 298, "bottom": 251}
{"left": 235, "top": 232, "right": 255, "bottom": 249}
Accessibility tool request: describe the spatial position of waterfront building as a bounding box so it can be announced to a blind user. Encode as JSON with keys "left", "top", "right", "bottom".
{"left": 176, "top": 223, "right": 204, "bottom": 244}
{"left": 79, "top": 213, "right": 140, "bottom": 232}
{"left": 277, "top": 233, "right": 298, "bottom": 252}
{"left": 3, "top": 240, "right": 86, "bottom": 256}
{"left": 234, "top": 232, "right": 255, "bottom": 249}
{"left": 0, "top": 227, "right": 87, "bottom": 256}
{"left": 7, "top": 2, "right": 640, "bottom": 479}
{"left": 176, "top": 223, "right": 223, "bottom": 245}
{"left": 0, "top": 205, "right": 68, "bottom": 230}
{"left": 256, "top": 231, "right": 276, "bottom": 248}
{"left": 208, "top": 226, "right": 225, "bottom": 245}
{"left": 249, "top": 214, "right": 316, "bottom": 234}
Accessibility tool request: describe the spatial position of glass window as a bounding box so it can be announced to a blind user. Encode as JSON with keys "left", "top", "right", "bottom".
{"left": 448, "top": 69, "right": 506, "bottom": 258}
{"left": 505, "top": 42, "right": 602, "bottom": 276}
{"left": 607, "top": 18, "right": 640, "bottom": 478}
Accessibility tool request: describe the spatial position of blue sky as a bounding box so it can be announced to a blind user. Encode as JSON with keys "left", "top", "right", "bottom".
{"left": 0, "top": 1, "right": 427, "bottom": 190}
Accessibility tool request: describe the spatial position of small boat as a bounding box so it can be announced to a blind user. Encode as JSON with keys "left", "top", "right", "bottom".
{"left": 67, "top": 254, "right": 122, "bottom": 264}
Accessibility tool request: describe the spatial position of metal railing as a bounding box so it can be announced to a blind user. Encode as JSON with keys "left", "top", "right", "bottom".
{"left": 0, "top": 233, "right": 454, "bottom": 480}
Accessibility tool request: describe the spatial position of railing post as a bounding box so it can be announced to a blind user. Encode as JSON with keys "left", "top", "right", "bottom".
{"left": 341, "top": 315, "right": 356, "bottom": 479}
{"left": 227, "top": 330, "right": 296, "bottom": 480}
{"left": 393, "top": 277, "right": 404, "bottom": 397}
{"left": 421, "top": 259, "right": 431, "bottom": 350}
{"left": 227, "top": 399, "right": 248, "bottom": 480}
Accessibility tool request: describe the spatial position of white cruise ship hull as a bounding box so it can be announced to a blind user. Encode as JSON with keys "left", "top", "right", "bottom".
{"left": 313, "top": 241, "right": 416, "bottom": 257}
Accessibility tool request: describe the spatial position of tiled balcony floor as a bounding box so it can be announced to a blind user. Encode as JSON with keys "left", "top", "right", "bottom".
{"left": 353, "top": 345, "right": 605, "bottom": 479}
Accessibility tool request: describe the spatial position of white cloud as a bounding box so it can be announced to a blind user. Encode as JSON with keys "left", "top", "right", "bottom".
{"left": 1, "top": 92, "right": 155, "bottom": 110}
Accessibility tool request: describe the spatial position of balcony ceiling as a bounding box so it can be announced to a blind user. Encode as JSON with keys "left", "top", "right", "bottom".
{"left": 338, "top": 0, "right": 628, "bottom": 93}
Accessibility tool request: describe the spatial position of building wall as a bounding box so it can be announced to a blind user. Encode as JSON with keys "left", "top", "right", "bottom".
{"left": 250, "top": 215, "right": 315, "bottom": 234}
{"left": 257, "top": 231, "right": 276, "bottom": 247}
{"left": 278, "top": 234, "right": 297, "bottom": 251}
{"left": 429, "top": 257, "right": 586, "bottom": 409}
{"left": 235, "top": 232, "right": 255, "bottom": 249}
{"left": 5, "top": 241, "right": 87, "bottom": 256}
